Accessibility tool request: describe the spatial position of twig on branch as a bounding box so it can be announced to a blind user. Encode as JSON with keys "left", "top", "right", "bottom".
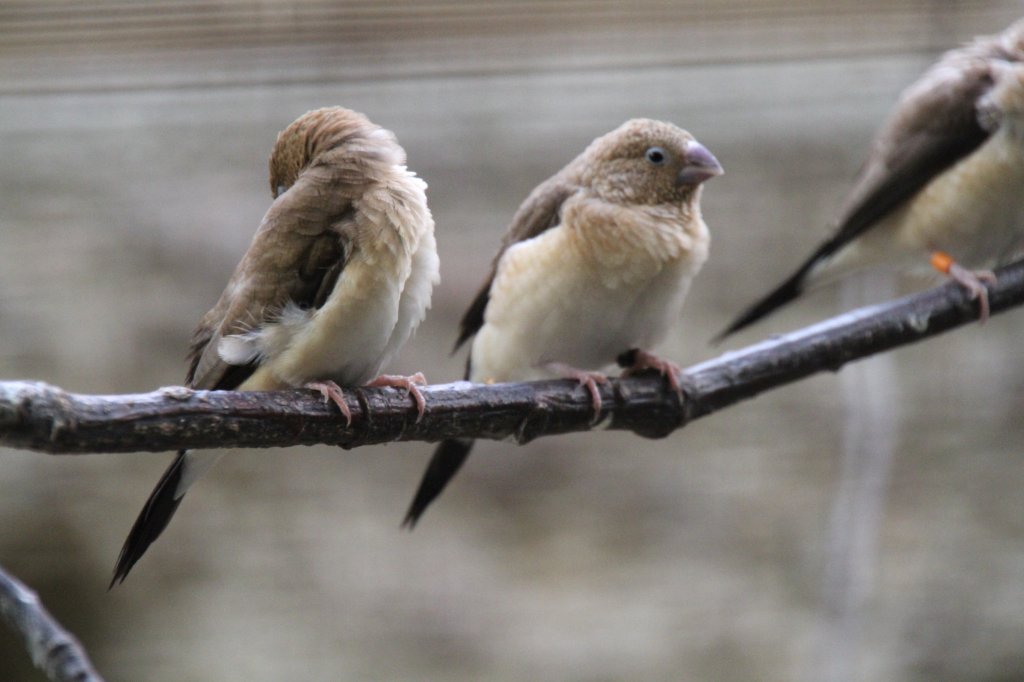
{"left": 1, "top": 259, "right": 1023, "bottom": 455}
{"left": 0, "top": 564, "right": 105, "bottom": 682}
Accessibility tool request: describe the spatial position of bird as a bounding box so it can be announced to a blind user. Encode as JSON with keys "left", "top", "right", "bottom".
{"left": 402, "top": 118, "right": 723, "bottom": 527}
{"left": 717, "top": 19, "right": 1024, "bottom": 341}
{"left": 110, "top": 107, "right": 440, "bottom": 585}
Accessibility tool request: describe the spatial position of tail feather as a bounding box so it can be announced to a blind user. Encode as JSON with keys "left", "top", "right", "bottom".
{"left": 713, "top": 234, "right": 854, "bottom": 343}
{"left": 714, "top": 215, "right": 890, "bottom": 343}
{"left": 402, "top": 438, "right": 475, "bottom": 529}
{"left": 712, "top": 268, "right": 809, "bottom": 343}
{"left": 109, "top": 451, "right": 188, "bottom": 588}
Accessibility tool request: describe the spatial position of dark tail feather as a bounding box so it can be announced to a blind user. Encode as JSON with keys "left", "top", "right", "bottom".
{"left": 712, "top": 223, "right": 871, "bottom": 344}
{"left": 712, "top": 248, "right": 835, "bottom": 343}
{"left": 110, "top": 451, "right": 188, "bottom": 588}
{"left": 402, "top": 438, "right": 475, "bottom": 529}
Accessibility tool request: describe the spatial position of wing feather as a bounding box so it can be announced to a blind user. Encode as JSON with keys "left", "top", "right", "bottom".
{"left": 186, "top": 168, "right": 355, "bottom": 390}
{"left": 455, "top": 173, "right": 578, "bottom": 351}
{"left": 825, "top": 57, "right": 995, "bottom": 256}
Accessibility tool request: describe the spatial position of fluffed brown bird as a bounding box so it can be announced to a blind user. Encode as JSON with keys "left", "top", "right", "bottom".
{"left": 111, "top": 107, "right": 439, "bottom": 585}
{"left": 718, "top": 19, "right": 1024, "bottom": 340}
{"left": 403, "top": 118, "right": 722, "bottom": 527}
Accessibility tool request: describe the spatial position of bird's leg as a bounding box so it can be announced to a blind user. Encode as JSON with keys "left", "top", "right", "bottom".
{"left": 617, "top": 348, "right": 684, "bottom": 400}
{"left": 364, "top": 372, "right": 428, "bottom": 423}
{"left": 305, "top": 380, "right": 353, "bottom": 427}
{"left": 541, "top": 362, "right": 609, "bottom": 425}
{"left": 930, "top": 251, "right": 997, "bottom": 324}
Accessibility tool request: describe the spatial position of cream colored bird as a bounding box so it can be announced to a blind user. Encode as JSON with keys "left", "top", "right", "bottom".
{"left": 403, "top": 118, "right": 723, "bottom": 527}
{"left": 112, "top": 107, "right": 439, "bottom": 585}
{"left": 718, "top": 19, "right": 1024, "bottom": 340}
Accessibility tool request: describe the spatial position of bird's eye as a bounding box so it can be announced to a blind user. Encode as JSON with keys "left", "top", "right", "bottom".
{"left": 645, "top": 147, "right": 667, "bottom": 166}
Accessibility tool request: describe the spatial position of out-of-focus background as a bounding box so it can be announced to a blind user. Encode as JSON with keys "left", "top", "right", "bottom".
{"left": 2, "top": 2, "right": 1024, "bottom": 681}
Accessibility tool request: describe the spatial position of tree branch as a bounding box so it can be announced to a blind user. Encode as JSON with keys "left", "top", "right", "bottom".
{"left": 2, "top": 259, "right": 1023, "bottom": 455}
{"left": 0, "top": 564, "right": 105, "bottom": 682}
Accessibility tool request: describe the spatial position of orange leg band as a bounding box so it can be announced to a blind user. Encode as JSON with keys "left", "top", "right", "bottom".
{"left": 930, "top": 250, "right": 954, "bottom": 274}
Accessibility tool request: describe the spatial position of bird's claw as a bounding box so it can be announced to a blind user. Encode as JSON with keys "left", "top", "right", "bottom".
{"left": 931, "top": 251, "right": 996, "bottom": 324}
{"left": 305, "top": 380, "right": 353, "bottom": 427}
{"left": 947, "top": 262, "right": 996, "bottom": 324}
{"left": 542, "top": 362, "right": 609, "bottom": 425}
{"left": 620, "top": 349, "right": 684, "bottom": 400}
{"left": 365, "top": 373, "right": 428, "bottom": 423}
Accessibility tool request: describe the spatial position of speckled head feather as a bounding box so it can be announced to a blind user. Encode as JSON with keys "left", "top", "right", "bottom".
{"left": 980, "top": 63, "right": 1024, "bottom": 126}
{"left": 268, "top": 107, "right": 404, "bottom": 197}
{"left": 577, "top": 118, "right": 719, "bottom": 206}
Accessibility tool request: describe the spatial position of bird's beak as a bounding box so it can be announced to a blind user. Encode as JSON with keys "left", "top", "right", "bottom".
{"left": 678, "top": 141, "right": 723, "bottom": 186}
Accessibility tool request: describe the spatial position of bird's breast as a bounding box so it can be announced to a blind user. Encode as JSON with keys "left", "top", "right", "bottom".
{"left": 257, "top": 250, "right": 410, "bottom": 387}
{"left": 470, "top": 209, "right": 707, "bottom": 383}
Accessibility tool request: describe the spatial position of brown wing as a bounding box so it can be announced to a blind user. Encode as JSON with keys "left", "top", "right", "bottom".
{"left": 186, "top": 166, "right": 355, "bottom": 390}
{"left": 825, "top": 56, "right": 995, "bottom": 257}
{"left": 454, "top": 173, "right": 579, "bottom": 352}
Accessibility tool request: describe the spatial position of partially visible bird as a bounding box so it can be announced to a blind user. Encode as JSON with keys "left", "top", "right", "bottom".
{"left": 111, "top": 107, "right": 439, "bottom": 585}
{"left": 717, "top": 19, "right": 1024, "bottom": 341}
{"left": 403, "top": 118, "right": 723, "bottom": 527}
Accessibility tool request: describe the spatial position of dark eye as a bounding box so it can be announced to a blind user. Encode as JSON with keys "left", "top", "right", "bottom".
{"left": 645, "top": 147, "right": 667, "bottom": 166}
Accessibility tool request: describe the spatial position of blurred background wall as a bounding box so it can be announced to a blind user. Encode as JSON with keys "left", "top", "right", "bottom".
{"left": 1, "top": 2, "right": 1023, "bottom": 680}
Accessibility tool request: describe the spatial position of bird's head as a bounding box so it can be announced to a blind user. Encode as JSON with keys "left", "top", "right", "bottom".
{"left": 268, "top": 107, "right": 406, "bottom": 198}
{"left": 978, "top": 62, "right": 1024, "bottom": 133}
{"left": 579, "top": 118, "right": 723, "bottom": 205}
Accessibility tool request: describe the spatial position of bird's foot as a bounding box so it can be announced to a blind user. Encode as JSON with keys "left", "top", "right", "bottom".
{"left": 930, "top": 251, "right": 996, "bottom": 324}
{"left": 618, "top": 348, "right": 684, "bottom": 400}
{"left": 365, "top": 372, "right": 428, "bottom": 423}
{"left": 306, "top": 380, "right": 353, "bottom": 426}
{"left": 542, "top": 362, "right": 609, "bottom": 425}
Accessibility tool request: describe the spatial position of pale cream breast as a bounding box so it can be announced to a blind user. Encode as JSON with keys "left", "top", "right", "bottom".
{"left": 470, "top": 198, "right": 708, "bottom": 383}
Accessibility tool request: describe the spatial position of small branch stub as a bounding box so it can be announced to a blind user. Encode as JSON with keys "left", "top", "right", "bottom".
{"left": 0, "top": 564, "right": 105, "bottom": 682}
